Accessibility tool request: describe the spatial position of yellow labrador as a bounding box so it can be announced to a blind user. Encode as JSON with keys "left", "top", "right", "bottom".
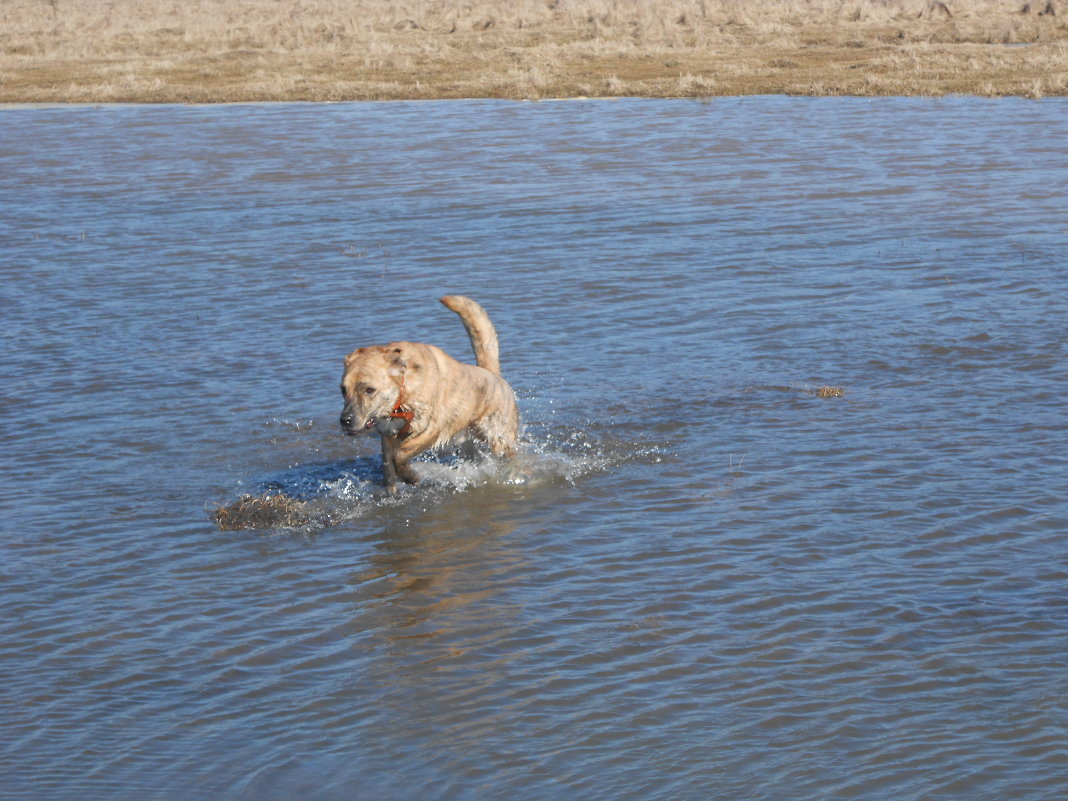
{"left": 340, "top": 296, "right": 519, "bottom": 492}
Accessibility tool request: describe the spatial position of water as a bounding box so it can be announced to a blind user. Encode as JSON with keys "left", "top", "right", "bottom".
{"left": 2, "top": 97, "right": 1067, "bottom": 800}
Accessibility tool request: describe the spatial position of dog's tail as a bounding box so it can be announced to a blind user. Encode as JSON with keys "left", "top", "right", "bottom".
{"left": 439, "top": 295, "right": 502, "bottom": 376}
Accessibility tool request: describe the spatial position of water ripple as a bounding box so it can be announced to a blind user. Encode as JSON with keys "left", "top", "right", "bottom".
{"left": 2, "top": 97, "right": 1068, "bottom": 801}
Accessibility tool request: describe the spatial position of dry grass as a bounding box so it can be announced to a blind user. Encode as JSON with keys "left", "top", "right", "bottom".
{"left": 2, "top": 0, "right": 1066, "bottom": 102}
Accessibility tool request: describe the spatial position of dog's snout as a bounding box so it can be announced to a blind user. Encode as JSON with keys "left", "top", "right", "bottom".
{"left": 340, "top": 406, "right": 356, "bottom": 430}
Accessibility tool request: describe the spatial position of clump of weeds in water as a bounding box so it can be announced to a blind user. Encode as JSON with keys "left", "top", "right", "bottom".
{"left": 816, "top": 385, "right": 845, "bottom": 398}
{"left": 212, "top": 493, "right": 309, "bottom": 530}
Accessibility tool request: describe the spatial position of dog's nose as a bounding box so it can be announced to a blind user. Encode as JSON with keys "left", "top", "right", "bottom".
{"left": 340, "top": 407, "right": 355, "bottom": 429}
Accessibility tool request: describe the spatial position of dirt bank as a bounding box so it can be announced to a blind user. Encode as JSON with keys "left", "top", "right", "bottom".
{"left": 2, "top": 0, "right": 1066, "bottom": 102}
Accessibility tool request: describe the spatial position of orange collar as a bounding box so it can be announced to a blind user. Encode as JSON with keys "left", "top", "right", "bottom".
{"left": 389, "top": 377, "right": 414, "bottom": 436}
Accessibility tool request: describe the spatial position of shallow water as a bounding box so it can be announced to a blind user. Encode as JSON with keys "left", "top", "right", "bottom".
{"left": 2, "top": 97, "right": 1067, "bottom": 800}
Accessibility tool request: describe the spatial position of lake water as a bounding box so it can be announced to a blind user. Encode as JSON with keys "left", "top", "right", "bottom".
{"left": 2, "top": 96, "right": 1067, "bottom": 800}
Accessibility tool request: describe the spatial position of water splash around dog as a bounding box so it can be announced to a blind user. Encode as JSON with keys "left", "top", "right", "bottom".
{"left": 213, "top": 422, "right": 665, "bottom": 532}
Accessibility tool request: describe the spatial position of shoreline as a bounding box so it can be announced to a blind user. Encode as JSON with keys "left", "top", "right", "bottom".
{"left": 3, "top": 94, "right": 1064, "bottom": 111}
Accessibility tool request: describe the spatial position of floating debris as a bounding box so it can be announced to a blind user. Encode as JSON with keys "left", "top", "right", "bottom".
{"left": 212, "top": 493, "right": 309, "bottom": 530}
{"left": 741, "top": 384, "right": 847, "bottom": 399}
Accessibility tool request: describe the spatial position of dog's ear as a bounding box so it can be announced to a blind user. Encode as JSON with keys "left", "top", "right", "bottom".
{"left": 344, "top": 347, "right": 367, "bottom": 367}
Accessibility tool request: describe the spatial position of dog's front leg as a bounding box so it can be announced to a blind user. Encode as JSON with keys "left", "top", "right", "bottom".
{"left": 392, "top": 449, "right": 421, "bottom": 487}
{"left": 380, "top": 435, "right": 400, "bottom": 493}
{"left": 380, "top": 435, "right": 420, "bottom": 493}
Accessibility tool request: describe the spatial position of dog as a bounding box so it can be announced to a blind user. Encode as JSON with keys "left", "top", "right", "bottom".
{"left": 339, "top": 296, "right": 519, "bottom": 492}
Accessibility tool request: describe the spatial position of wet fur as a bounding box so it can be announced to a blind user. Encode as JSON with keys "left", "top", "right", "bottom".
{"left": 339, "top": 296, "right": 519, "bottom": 492}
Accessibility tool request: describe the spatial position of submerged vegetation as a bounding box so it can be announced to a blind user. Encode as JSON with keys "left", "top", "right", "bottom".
{"left": 212, "top": 493, "right": 309, "bottom": 530}
{"left": 2, "top": 0, "right": 1066, "bottom": 102}
{"left": 815, "top": 385, "right": 846, "bottom": 398}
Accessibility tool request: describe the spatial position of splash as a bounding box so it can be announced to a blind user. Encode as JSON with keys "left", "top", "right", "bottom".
{"left": 214, "top": 425, "right": 664, "bottom": 532}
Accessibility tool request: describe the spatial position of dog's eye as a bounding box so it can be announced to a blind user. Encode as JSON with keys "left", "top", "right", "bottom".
{"left": 363, "top": 387, "right": 377, "bottom": 396}
{"left": 340, "top": 384, "right": 347, "bottom": 397}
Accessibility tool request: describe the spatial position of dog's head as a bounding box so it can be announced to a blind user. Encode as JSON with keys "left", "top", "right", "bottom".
{"left": 339, "top": 345, "right": 407, "bottom": 436}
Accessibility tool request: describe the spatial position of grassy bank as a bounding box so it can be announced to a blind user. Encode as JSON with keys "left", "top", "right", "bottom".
{"left": 2, "top": 0, "right": 1067, "bottom": 102}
